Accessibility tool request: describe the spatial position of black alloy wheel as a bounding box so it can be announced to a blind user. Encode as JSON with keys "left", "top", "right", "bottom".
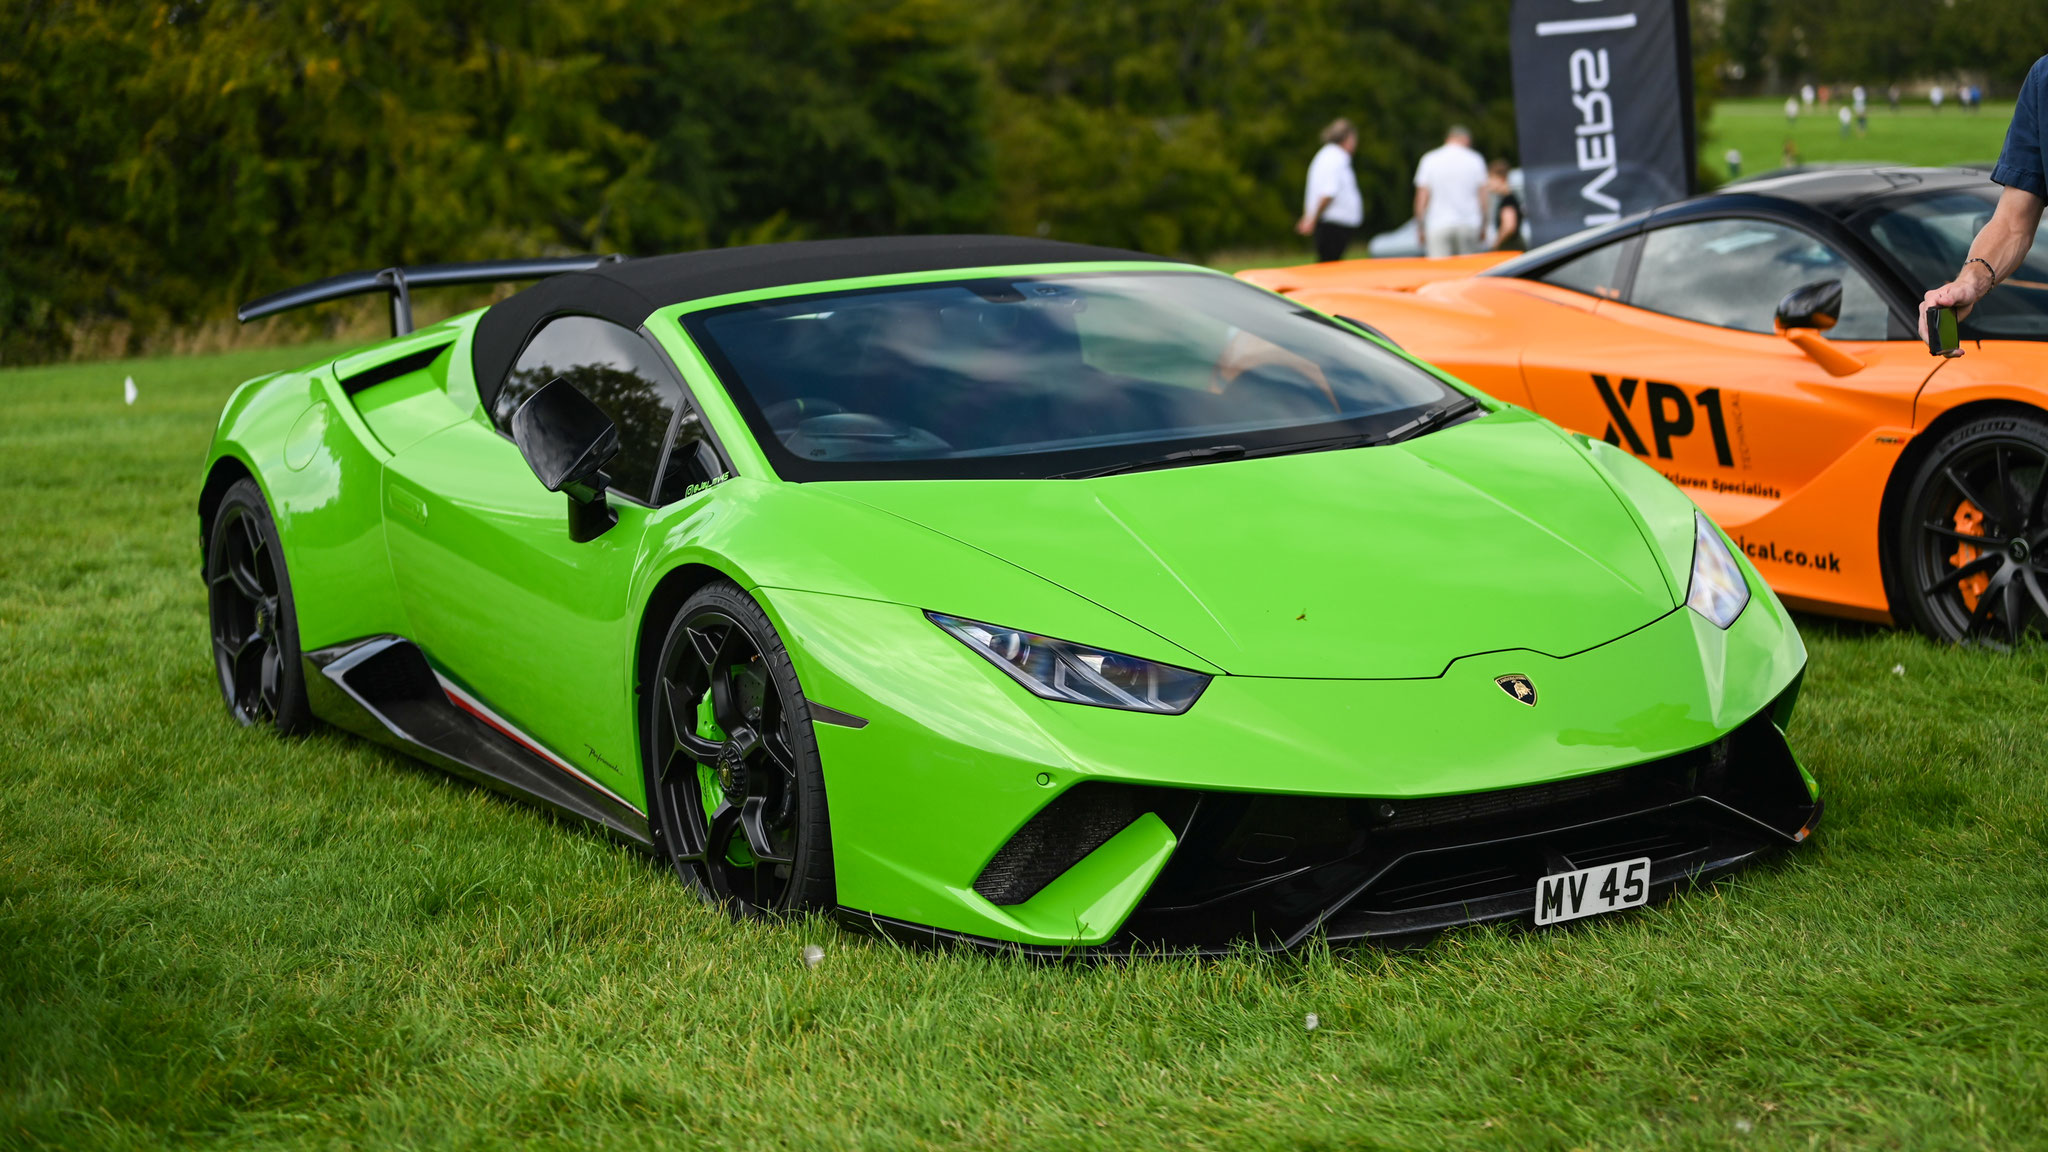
{"left": 646, "top": 581, "right": 833, "bottom": 914}
{"left": 1895, "top": 413, "right": 2048, "bottom": 646}
{"left": 205, "top": 478, "right": 312, "bottom": 731}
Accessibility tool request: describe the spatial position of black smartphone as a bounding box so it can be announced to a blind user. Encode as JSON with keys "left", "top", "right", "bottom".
{"left": 1925, "top": 305, "right": 1961, "bottom": 356}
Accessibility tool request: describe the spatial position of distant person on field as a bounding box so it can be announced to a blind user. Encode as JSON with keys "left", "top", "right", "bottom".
{"left": 1801, "top": 83, "right": 1816, "bottom": 108}
{"left": 1725, "top": 148, "right": 1743, "bottom": 179}
{"left": 1888, "top": 84, "right": 1901, "bottom": 112}
{"left": 1782, "top": 138, "right": 1801, "bottom": 168}
{"left": 1296, "top": 118, "right": 1363, "bottom": 263}
{"left": 1931, "top": 84, "right": 1945, "bottom": 113}
{"left": 1414, "top": 125, "right": 1488, "bottom": 258}
{"left": 1485, "top": 159, "right": 1522, "bottom": 250}
{"left": 1853, "top": 85, "right": 1868, "bottom": 133}
{"left": 1838, "top": 105, "right": 1853, "bottom": 138}
{"left": 1784, "top": 95, "right": 1800, "bottom": 124}
{"left": 1920, "top": 55, "right": 2048, "bottom": 341}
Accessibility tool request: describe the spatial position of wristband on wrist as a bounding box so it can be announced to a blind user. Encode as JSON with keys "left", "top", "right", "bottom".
{"left": 1965, "top": 256, "right": 1999, "bottom": 285}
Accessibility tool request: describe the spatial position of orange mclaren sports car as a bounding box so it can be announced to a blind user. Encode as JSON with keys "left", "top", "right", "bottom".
{"left": 1243, "top": 167, "right": 2048, "bottom": 644}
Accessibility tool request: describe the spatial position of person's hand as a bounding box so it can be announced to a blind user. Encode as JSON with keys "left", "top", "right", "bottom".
{"left": 1919, "top": 263, "right": 1995, "bottom": 339}
{"left": 1295, "top": 215, "right": 1316, "bottom": 237}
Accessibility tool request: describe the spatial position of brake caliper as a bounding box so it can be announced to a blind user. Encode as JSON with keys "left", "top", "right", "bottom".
{"left": 1951, "top": 499, "right": 1988, "bottom": 610}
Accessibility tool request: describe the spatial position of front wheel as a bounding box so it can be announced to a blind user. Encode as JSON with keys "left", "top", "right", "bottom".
{"left": 644, "top": 581, "right": 834, "bottom": 914}
{"left": 1892, "top": 413, "right": 2048, "bottom": 645}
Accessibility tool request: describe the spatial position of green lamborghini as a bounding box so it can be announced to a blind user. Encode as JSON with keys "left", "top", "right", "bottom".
{"left": 202, "top": 236, "right": 1820, "bottom": 953}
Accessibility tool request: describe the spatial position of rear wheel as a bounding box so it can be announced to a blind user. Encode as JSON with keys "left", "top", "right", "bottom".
{"left": 1893, "top": 413, "right": 2048, "bottom": 646}
{"left": 644, "top": 581, "right": 834, "bottom": 914}
{"left": 205, "top": 478, "right": 312, "bottom": 732}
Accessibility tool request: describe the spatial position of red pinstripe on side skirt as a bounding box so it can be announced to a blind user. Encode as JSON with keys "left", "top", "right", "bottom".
{"left": 432, "top": 672, "right": 644, "bottom": 817}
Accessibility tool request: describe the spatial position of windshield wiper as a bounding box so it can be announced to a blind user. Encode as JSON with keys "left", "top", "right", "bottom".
{"left": 1234, "top": 398, "right": 1486, "bottom": 463}
{"left": 1240, "top": 431, "right": 1380, "bottom": 460}
{"left": 1053, "top": 443, "right": 1248, "bottom": 480}
{"left": 1379, "top": 396, "right": 1483, "bottom": 444}
{"left": 1051, "top": 399, "right": 1483, "bottom": 479}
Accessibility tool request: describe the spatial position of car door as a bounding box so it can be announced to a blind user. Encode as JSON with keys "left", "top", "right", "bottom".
{"left": 381, "top": 316, "right": 726, "bottom": 800}
{"left": 1513, "top": 216, "right": 1939, "bottom": 594}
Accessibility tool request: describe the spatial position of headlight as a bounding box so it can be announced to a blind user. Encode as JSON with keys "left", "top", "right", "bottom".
{"left": 1685, "top": 511, "right": 1750, "bottom": 628}
{"left": 928, "top": 612, "right": 1210, "bottom": 714}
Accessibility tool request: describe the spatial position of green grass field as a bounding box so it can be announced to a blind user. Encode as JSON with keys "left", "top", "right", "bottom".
{"left": 1702, "top": 97, "right": 2016, "bottom": 183}
{"left": 5, "top": 340, "right": 2047, "bottom": 1150}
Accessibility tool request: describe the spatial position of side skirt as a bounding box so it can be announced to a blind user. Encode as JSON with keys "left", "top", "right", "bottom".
{"left": 304, "top": 636, "right": 652, "bottom": 848}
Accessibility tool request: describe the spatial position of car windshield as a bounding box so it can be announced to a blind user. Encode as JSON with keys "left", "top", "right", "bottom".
{"left": 1864, "top": 188, "right": 2048, "bottom": 340}
{"left": 684, "top": 270, "right": 1462, "bottom": 480}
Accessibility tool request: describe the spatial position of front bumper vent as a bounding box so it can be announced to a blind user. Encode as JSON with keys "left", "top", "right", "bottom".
{"left": 974, "top": 784, "right": 1147, "bottom": 905}
{"left": 956, "top": 706, "right": 1817, "bottom": 952}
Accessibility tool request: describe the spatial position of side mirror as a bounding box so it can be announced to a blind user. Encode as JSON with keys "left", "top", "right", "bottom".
{"left": 1771, "top": 280, "right": 1864, "bottom": 377}
{"left": 1774, "top": 279, "right": 1842, "bottom": 333}
{"left": 510, "top": 378, "right": 620, "bottom": 542}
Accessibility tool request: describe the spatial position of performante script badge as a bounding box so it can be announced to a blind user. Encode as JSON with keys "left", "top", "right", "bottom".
{"left": 1495, "top": 674, "right": 1537, "bottom": 705}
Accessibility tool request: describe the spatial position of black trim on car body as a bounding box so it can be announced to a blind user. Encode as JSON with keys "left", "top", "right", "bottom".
{"left": 303, "top": 635, "right": 653, "bottom": 847}
{"left": 336, "top": 339, "right": 455, "bottom": 396}
{"left": 807, "top": 703, "right": 869, "bottom": 729}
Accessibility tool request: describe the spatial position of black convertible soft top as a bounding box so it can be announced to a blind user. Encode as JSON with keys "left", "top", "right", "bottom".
{"left": 470, "top": 235, "right": 1179, "bottom": 418}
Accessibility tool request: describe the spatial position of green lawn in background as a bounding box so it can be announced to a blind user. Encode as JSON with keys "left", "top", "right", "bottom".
{"left": 4, "top": 347, "right": 2047, "bottom": 1151}
{"left": 1702, "top": 97, "right": 2017, "bottom": 183}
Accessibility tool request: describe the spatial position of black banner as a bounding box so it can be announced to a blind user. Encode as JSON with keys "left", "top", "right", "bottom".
{"left": 1510, "top": 0, "right": 1695, "bottom": 247}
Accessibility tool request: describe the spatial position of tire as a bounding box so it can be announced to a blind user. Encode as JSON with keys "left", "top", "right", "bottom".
{"left": 643, "top": 580, "right": 835, "bottom": 914}
{"left": 204, "top": 478, "right": 313, "bottom": 732}
{"left": 1891, "top": 412, "right": 2048, "bottom": 646}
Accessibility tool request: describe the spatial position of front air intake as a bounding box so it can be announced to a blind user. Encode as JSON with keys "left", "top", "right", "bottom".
{"left": 972, "top": 784, "right": 1161, "bottom": 905}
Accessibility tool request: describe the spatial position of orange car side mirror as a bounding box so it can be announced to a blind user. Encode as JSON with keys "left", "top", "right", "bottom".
{"left": 1773, "top": 279, "right": 1864, "bottom": 376}
{"left": 1777, "top": 328, "right": 1866, "bottom": 376}
{"left": 1775, "top": 280, "right": 1842, "bottom": 332}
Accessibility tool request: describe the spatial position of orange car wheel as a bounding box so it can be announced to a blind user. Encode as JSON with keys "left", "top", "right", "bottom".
{"left": 1894, "top": 413, "right": 2048, "bottom": 646}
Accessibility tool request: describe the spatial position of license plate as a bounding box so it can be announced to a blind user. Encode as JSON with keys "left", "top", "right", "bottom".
{"left": 1533, "top": 857, "right": 1650, "bottom": 926}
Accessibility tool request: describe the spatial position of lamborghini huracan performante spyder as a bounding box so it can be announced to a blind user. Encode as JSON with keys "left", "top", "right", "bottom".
{"left": 1244, "top": 167, "right": 2048, "bottom": 646}
{"left": 203, "top": 236, "right": 1819, "bottom": 954}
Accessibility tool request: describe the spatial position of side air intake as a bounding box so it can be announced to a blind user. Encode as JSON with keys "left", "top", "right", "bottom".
{"left": 974, "top": 784, "right": 1189, "bottom": 905}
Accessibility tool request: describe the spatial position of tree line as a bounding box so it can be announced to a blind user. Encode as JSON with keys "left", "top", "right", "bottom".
{"left": 1704, "top": 0, "right": 2047, "bottom": 92}
{"left": 1, "top": 0, "right": 1522, "bottom": 362}
{"left": 3, "top": 1, "right": 2043, "bottom": 363}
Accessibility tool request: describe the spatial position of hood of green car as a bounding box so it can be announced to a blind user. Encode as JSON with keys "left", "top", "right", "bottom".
{"left": 826, "top": 410, "right": 1681, "bottom": 679}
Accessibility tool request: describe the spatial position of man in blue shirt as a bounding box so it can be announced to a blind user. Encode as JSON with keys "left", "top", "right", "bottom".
{"left": 1921, "top": 55, "right": 2048, "bottom": 338}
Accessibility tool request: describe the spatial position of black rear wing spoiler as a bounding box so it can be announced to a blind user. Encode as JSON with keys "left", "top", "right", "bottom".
{"left": 237, "top": 255, "right": 626, "bottom": 337}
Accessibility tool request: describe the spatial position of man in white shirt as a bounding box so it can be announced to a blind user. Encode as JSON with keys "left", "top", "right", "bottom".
{"left": 1296, "top": 118, "right": 1363, "bottom": 263}
{"left": 1413, "top": 126, "right": 1488, "bottom": 258}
